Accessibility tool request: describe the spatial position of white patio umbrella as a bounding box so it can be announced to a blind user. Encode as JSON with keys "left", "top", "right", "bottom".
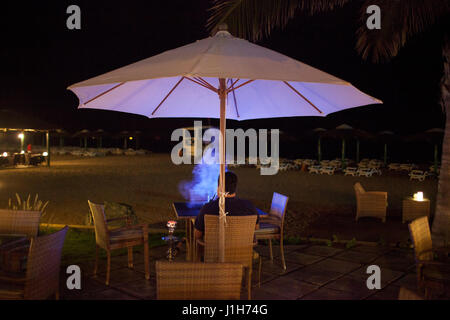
{"left": 68, "top": 25, "right": 382, "bottom": 262}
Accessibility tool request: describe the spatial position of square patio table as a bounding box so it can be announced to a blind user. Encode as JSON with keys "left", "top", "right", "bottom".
{"left": 172, "top": 201, "right": 267, "bottom": 261}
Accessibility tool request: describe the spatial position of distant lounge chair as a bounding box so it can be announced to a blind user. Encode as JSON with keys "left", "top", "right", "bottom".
{"left": 354, "top": 182, "right": 387, "bottom": 222}
{"left": 308, "top": 165, "right": 321, "bottom": 174}
{"left": 400, "top": 163, "right": 415, "bottom": 171}
{"left": 344, "top": 167, "right": 358, "bottom": 176}
{"left": 320, "top": 166, "right": 335, "bottom": 175}
{"left": 388, "top": 163, "right": 401, "bottom": 171}
{"left": 409, "top": 170, "right": 427, "bottom": 181}
{"left": 357, "top": 167, "right": 375, "bottom": 177}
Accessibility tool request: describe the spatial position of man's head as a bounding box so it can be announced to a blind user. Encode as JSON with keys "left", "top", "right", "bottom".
{"left": 217, "top": 171, "right": 238, "bottom": 195}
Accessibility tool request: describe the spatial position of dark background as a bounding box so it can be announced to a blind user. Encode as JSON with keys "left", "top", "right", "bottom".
{"left": 0, "top": 1, "right": 447, "bottom": 161}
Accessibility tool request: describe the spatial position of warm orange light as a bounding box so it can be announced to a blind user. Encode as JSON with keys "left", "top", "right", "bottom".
{"left": 129, "top": 137, "right": 133, "bottom": 140}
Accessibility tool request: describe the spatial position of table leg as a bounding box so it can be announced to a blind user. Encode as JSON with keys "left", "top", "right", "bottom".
{"left": 185, "top": 219, "right": 191, "bottom": 261}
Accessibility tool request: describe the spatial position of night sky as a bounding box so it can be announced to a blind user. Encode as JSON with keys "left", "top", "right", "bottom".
{"left": 0, "top": 1, "right": 447, "bottom": 141}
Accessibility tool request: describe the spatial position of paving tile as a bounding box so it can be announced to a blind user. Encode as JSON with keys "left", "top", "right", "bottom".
{"left": 301, "top": 287, "right": 359, "bottom": 300}
{"left": 301, "top": 245, "right": 344, "bottom": 257}
{"left": 113, "top": 279, "right": 156, "bottom": 299}
{"left": 365, "top": 285, "right": 401, "bottom": 300}
{"left": 390, "top": 273, "right": 419, "bottom": 291}
{"left": 323, "top": 275, "right": 375, "bottom": 299}
{"left": 312, "top": 258, "right": 361, "bottom": 274}
{"left": 333, "top": 250, "right": 380, "bottom": 264}
{"left": 351, "top": 245, "right": 392, "bottom": 255}
{"left": 284, "top": 252, "right": 325, "bottom": 266}
{"left": 61, "top": 276, "right": 108, "bottom": 300}
{"left": 256, "top": 277, "right": 318, "bottom": 299}
{"left": 251, "top": 287, "right": 290, "bottom": 300}
{"left": 286, "top": 265, "right": 343, "bottom": 286}
{"left": 81, "top": 288, "right": 139, "bottom": 300}
{"left": 348, "top": 266, "right": 404, "bottom": 288}
{"left": 371, "top": 254, "right": 415, "bottom": 272}
{"left": 95, "top": 267, "right": 149, "bottom": 286}
{"left": 260, "top": 257, "right": 303, "bottom": 275}
{"left": 252, "top": 270, "right": 279, "bottom": 286}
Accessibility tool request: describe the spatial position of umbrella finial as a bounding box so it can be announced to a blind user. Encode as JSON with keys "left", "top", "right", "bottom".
{"left": 214, "top": 23, "right": 231, "bottom": 37}
{"left": 218, "top": 23, "right": 228, "bottom": 31}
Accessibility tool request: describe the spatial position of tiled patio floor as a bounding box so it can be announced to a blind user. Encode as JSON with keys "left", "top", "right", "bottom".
{"left": 60, "top": 243, "right": 449, "bottom": 300}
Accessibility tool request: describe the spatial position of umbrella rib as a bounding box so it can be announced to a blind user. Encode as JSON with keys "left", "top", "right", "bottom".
{"left": 184, "top": 77, "right": 218, "bottom": 93}
{"left": 227, "top": 78, "right": 240, "bottom": 91}
{"left": 151, "top": 77, "right": 185, "bottom": 116}
{"left": 226, "top": 79, "right": 254, "bottom": 93}
{"left": 228, "top": 78, "right": 240, "bottom": 118}
{"left": 84, "top": 82, "right": 126, "bottom": 105}
{"left": 196, "top": 77, "right": 218, "bottom": 92}
{"left": 283, "top": 81, "right": 323, "bottom": 114}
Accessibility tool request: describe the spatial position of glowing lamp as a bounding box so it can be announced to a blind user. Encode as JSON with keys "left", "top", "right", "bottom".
{"left": 18, "top": 133, "right": 24, "bottom": 139}
{"left": 43, "top": 152, "right": 48, "bottom": 157}
{"left": 413, "top": 192, "right": 424, "bottom": 201}
{"left": 2, "top": 152, "right": 7, "bottom": 157}
{"left": 129, "top": 137, "right": 133, "bottom": 140}
{"left": 20, "top": 150, "right": 25, "bottom": 154}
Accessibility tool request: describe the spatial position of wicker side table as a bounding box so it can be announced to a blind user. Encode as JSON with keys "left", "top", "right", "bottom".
{"left": 402, "top": 197, "right": 430, "bottom": 223}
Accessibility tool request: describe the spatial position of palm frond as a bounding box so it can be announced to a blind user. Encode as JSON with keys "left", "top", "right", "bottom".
{"left": 355, "top": 0, "right": 450, "bottom": 63}
{"left": 207, "top": 0, "right": 349, "bottom": 41}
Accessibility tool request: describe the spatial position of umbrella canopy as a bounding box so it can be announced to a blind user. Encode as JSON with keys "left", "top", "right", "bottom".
{"left": 68, "top": 30, "right": 381, "bottom": 120}
{"left": 68, "top": 25, "right": 382, "bottom": 262}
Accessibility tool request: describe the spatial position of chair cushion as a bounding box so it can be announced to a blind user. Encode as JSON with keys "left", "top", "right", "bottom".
{"left": 255, "top": 223, "right": 280, "bottom": 235}
{"left": 110, "top": 227, "right": 143, "bottom": 243}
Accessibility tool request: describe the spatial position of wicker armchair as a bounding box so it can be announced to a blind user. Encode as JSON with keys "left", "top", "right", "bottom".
{"left": 196, "top": 215, "right": 258, "bottom": 300}
{"left": 408, "top": 216, "right": 450, "bottom": 299}
{"left": 88, "top": 201, "right": 149, "bottom": 285}
{"left": 354, "top": 182, "right": 387, "bottom": 222}
{"left": 0, "top": 209, "right": 41, "bottom": 272}
{"left": 0, "top": 226, "right": 68, "bottom": 300}
{"left": 255, "top": 192, "right": 289, "bottom": 270}
{"left": 156, "top": 261, "right": 243, "bottom": 300}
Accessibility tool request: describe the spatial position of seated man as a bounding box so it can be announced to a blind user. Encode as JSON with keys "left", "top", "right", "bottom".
{"left": 194, "top": 171, "right": 259, "bottom": 241}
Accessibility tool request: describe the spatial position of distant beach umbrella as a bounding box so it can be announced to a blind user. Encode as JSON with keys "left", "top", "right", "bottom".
{"left": 406, "top": 128, "right": 444, "bottom": 173}
{"left": 376, "top": 130, "right": 394, "bottom": 165}
{"left": 311, "top": 127, "right": 327, "bottom": 162}
{"left": 73, "top": 129, "right": 91, "bottom": 149}
{"left": 321, "top": 124, "right": 373, "bottom": 166}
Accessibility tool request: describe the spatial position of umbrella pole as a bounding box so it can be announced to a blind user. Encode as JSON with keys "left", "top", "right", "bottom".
{"left": 356, "top": 139, "right": 360, "bottom": 164}
{"left": 341, "top": 139, "right": 346, "bottom": 168}
{"left": 218, "top": 78, "right": 227, "bottom": 263}
{"left": 384, "top": 143, "right": 388, "bottom": 167}
{"left": 434, "top": 144, "right": 438, "bottom": 174}
{"left": 318, "top": 138, "right": 322, "bottom": 162}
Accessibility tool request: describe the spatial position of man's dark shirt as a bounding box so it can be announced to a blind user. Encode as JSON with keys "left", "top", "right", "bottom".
{"left": 194, "top": 197, "right": 259, "bottom": 232}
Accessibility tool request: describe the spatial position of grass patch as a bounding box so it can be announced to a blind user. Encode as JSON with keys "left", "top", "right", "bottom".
{"left": 40, "top": 227, "right": 185, "bottom": 265}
